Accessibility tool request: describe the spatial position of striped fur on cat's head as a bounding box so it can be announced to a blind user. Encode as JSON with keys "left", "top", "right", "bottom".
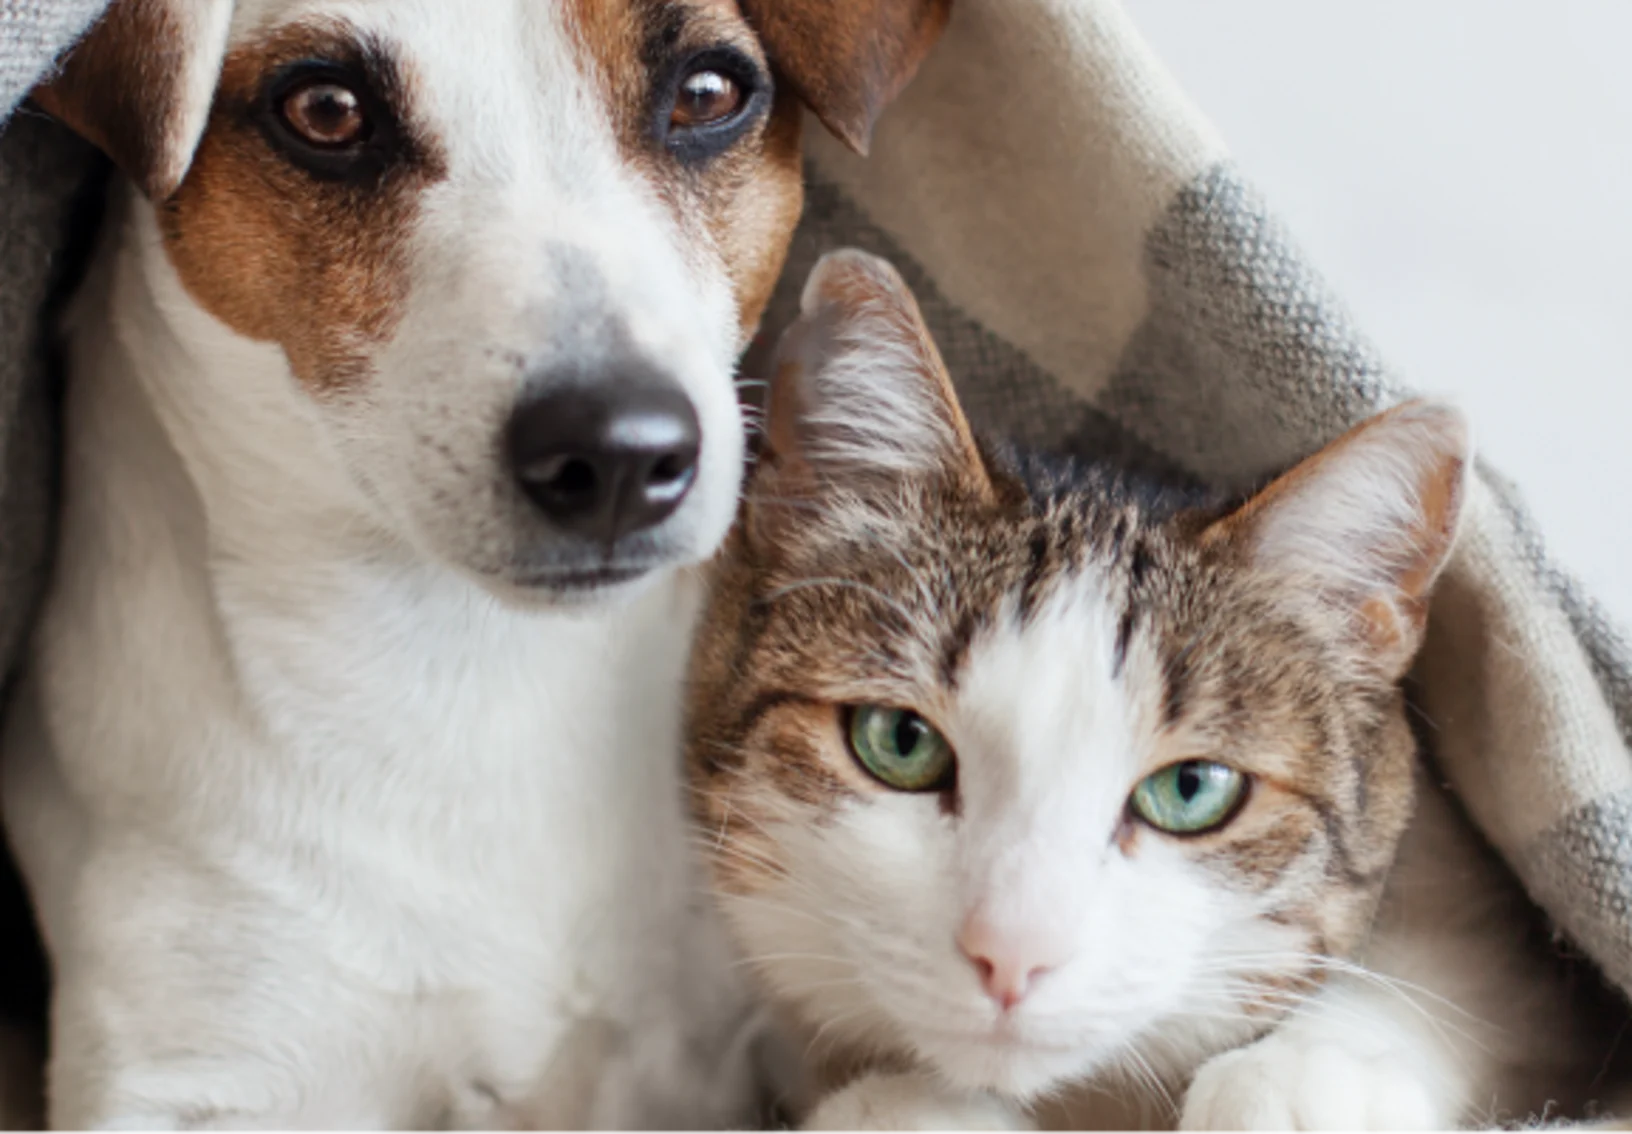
{"left": 686, "top": 250, "right": 1469, "bottom": 1100}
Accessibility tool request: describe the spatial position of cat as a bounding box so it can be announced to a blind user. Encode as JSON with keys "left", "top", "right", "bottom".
{"left": 684, "top": 248, "right": 1629, "bottom": 1130}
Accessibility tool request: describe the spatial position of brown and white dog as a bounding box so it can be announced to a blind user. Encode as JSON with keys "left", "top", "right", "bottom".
{"left": 2, "top": 0, "right": 947, "bottom": 1125}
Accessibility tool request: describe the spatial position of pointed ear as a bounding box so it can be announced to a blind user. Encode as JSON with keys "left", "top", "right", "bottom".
{"left": 737, "top": 0, "right": 951, "bottom": 155}
{"left": 1205, "top": 401, "right": 1471, "bottom": 678}
{"left": 31, "top": 0, "right": 234, "bottom": 200}
{"left": 751, "top": 249, "right": 989, "bottom": 538}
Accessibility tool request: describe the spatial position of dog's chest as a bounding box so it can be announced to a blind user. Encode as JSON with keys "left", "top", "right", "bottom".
{"left": 191, "top": 569, "right": 746, "bottom": 1122}
{"left": 218, "top": 564, "right": 705, "bottom": 978}
{"left": 39, "top": 551, "right": 750, "bottom": 1129}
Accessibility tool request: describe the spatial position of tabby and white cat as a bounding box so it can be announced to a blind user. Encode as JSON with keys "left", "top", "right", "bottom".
{"left": 686, "top": 249, "right": 1626, "bottom": 1129}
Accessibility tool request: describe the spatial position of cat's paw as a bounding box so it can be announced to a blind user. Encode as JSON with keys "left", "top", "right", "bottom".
{"left": 1179, "top": 1036, "right": 1447, "bottom": 1131}
{"left": 803, "top": 1071, "right": 1031, "bottom": 1131}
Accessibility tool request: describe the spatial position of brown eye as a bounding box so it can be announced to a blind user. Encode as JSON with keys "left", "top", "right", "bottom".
{"left": 671, "top": 69, "right": 742, "bottom": 130}
{"left": 280, "top": 80, "right": 368, "bottom": 148}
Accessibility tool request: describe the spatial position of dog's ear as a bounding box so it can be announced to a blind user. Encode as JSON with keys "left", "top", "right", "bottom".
{"left": 738, "top": 0, "right": 951, "bottom": 155}
{"left": 31, "top": 0, "right": 234, "bottom": 199}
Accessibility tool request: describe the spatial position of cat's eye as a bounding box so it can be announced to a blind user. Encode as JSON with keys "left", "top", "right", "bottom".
{"left": 847, "top": 706, "right": 955, "bottom": 793}
{"left": 1130, "top": 761, "right": 1246, "bottom": 835}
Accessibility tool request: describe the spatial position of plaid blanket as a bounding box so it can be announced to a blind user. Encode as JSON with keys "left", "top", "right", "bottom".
{"left": 2, "top": 0, "right": 1627, "bottom": 1093}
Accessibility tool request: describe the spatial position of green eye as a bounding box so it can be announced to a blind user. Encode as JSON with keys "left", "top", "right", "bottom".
{"left": 847, "top": 706, "right": 955, "bottom": 792}
{"left": 1130, "top": 761, "right": 1247, "bottom": 834}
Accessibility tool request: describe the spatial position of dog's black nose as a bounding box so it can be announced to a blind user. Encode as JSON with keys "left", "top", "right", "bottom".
{"left": 508, "top": 383, "right": 701, "bottom": 543}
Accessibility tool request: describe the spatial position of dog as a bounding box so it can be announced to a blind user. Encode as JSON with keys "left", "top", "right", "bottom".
{"left": 2, "top": 0, "right": 948, "bottom": 1125}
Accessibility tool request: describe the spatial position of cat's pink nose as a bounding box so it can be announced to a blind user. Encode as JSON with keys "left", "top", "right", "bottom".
{"left": 956, "top": 914, "right": 1064, "bottom": 1011}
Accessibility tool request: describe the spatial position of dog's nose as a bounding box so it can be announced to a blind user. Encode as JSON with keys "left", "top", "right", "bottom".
{"left": 508, "top": 383, "right": 701, "bottom": 543}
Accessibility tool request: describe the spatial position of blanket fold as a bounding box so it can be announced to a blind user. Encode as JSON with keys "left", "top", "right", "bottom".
{"left": 2, "top": 0, "right": 1627, "bottom": 1064}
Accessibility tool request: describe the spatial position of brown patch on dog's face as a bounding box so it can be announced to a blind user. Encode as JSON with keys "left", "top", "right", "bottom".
{"left": 561, "top": 0, "right": 805, "bottom": 346}
{"left": 713, "top": 93, "right": 805, "bottom": 337}
{"left": 159, "top": 23, "right": 448, "bottom": 395}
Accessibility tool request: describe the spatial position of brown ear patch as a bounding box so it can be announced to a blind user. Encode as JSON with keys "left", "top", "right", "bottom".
{"left": 158, "top": 23, "right": 447, "bottom": 396}
{"left": 737, "top": 0, "right": 951, "bottom": 153}
{"left": 33, "top": 0, "right": 233, "bottom": 199}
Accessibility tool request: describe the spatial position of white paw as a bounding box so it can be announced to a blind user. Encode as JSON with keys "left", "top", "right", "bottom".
{"left": 1179, "top": 1035, "right": 1448, "bottom": 1131}
{"left": 803, "top": 1071, "right": 1031, "bottom": 1131}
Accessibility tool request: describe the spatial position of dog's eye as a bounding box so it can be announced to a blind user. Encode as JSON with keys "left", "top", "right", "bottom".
{"left": 279, "top": 79, "right": 369, "bottom": 148}
{"left": 671, "top": 69, "right": 743, "bottom": 130}
{"left": 658, "top": 49, "right": 764, "bottom": 162}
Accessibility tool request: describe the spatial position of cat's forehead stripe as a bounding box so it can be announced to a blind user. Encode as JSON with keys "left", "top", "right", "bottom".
{"left": 954, "top": 562, "right": 1156, "bottom": 815}
{"left": 938, "top": 497, "right": 1149, "bottom": 693}
{"left": 1015, "top": 526, "right": 1056, "bottom": 624}
{"left": 938, "top": 609, "right": 983, "bottom": 690}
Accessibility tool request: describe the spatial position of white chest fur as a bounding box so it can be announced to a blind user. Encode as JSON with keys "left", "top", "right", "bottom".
{"left": 0, "top": 192, "right": 759, "bottom": 1128}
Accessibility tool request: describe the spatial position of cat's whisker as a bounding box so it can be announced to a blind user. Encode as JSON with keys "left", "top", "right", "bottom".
{"left": 1200, "top": 970, "right": 1495, "bottom": 1069}
{"left": 711, "top": 888, "right": 835, "bottom": 931}
{"left": 803, "top": 1001, "right": 889, "bottom": 1068}
{"left": 1199, "top": 949, "right": 1495, "bottom": 1034}
{"left": 784, "top": 975, "right": 874, "bottom": 996}
{"left": 735, "top": 950, "right": 855, "bottom": 972}
{"left": 691, "top": 831, "right": 786, "bottom": 873}
{"left": 1264, "top": 954, "right": 1499, "bottom": 1046}
{"left": 1107, "top": 1044, "right": 1178, "bottom": 1124}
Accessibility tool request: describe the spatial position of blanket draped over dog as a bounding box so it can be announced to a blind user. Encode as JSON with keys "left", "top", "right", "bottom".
{"left": 2, "top": 0, "right": 1628, "bottom": 1066}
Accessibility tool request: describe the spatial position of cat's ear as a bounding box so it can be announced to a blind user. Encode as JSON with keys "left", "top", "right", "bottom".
{"left": 758, "top": 248, "right": 992, "bottom": 510}
{"left": 1205, "top": 401, "right": 1470, "bottom": 677}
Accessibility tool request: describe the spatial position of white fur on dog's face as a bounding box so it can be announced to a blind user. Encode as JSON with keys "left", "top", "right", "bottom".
{"left": 159, "top": 0, "right": 805, "bottom": 601}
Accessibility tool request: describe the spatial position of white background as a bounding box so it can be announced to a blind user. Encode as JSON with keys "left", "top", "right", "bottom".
{"left": 1128, "top": 1, "right": 1632, "bottom": 626}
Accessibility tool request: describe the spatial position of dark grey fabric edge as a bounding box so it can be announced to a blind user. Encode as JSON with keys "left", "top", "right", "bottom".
{"left": 1521, "top": 789, "right": 1632, "bottom": 996}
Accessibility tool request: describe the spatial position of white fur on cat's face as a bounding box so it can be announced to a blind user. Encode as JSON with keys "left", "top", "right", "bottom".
{"left": 719, "top": 572, "right": 1304, "bottom": 1098}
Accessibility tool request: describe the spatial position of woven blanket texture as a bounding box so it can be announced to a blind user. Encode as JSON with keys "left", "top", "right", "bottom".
{"left": 1, "top": 0, "right": 1628, "bottom": 1058}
